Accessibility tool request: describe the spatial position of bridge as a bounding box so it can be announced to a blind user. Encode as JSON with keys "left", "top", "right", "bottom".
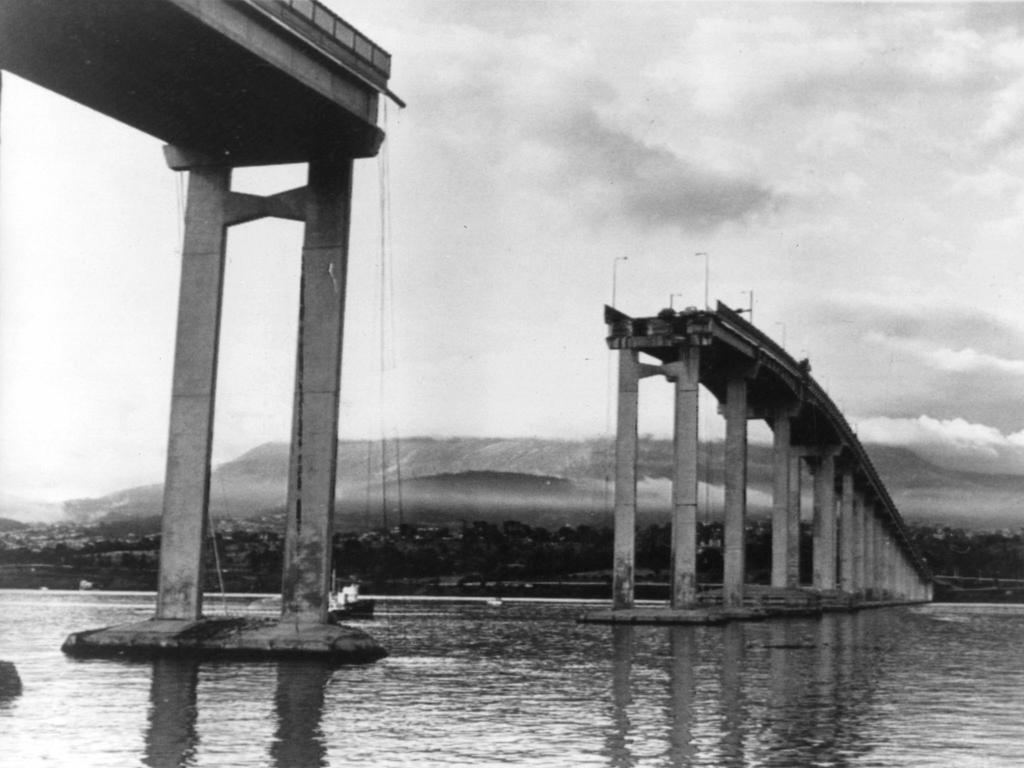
{"left": 2, "top": 0, "right": 396, "bottom": 660}
{"left": 584, "top": 303, "right": 932, "bottom": 623}
{"left": 3, "top": 1, "right": 932, "bottom": 649}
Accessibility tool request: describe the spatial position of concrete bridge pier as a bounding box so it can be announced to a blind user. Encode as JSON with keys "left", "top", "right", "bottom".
{"left": 839, "top": 469, "right": 856, "bottom": 595}
{"left": 281, "top": 158, "right": 353, "bottom": 625}
{"left": 612, "top": 349, "right": 641, "bottom": 610}
{"left": 875, "top": 515, "right": 887, "bottom": 599}
{"left": 769, "top": 408, "right": 800, "bottom": 589}
{"left": 64, "top": 153, "right": 385, "bottom": 662}
{"left": 665, "top": 347, "right": 701, "bottom": 608}
{"left": 156, "top": 165, "right": 232, "bottom": 621}
{"left": 722, "top": 374, "right": 750, "bottom": 609}
{"left": 852, "top": 490, "right": 866, "bottom": 599}
{"left": 875, "top": 520, "right": 889, "bottom": 599}
{"left": 866, "top": 512, "right": 877, "bottom": 599}
{"left": 808, "top": 448, "right": 839, "bottom": 592}
{"left": 787, "top": 453, "right": 803, "bottom": 587}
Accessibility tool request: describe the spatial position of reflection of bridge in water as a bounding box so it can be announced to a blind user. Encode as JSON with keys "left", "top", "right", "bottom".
{"left": 604, "top": 611, "right": 900, "bottom": 767}
{"left": 585, "top": 304, "right": 932, "bottom": 623}
{"left": 144, "top": 658, "right": 332, "bottom": 768}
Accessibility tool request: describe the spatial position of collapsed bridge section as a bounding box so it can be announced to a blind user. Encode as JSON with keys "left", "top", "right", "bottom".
{"left": 602, "top": 302, "right": 932, "bottom": 617}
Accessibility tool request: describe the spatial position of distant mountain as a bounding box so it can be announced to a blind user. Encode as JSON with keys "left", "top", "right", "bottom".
{"left": 56, "top": 437, "right": 1024, "bottom": 530}
{"left": 0, "top": 493, "right": 64, "bottom": 524}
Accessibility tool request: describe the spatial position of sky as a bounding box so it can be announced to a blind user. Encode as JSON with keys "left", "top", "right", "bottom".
{"left": 8, "top": 1, "right": 1024, "bottom": 502}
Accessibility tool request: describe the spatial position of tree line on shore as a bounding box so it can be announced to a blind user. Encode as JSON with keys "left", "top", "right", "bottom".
{"left": 3, "top": 514, "right": 1023, "bottom": 597}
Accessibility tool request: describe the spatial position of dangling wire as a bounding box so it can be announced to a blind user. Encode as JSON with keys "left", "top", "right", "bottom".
{"left": 209, "top": 473, "right": 229, "bottom": 615}
{"left": 375, "top": 100, "right": 401, "bottom": 633}
{"left": 376, "top": 100, "right": 404, "bottom": 535}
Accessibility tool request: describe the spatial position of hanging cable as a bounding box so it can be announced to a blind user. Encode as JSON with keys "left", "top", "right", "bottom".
{"left": 209, "top": 473, "right": 229, "bottom": 615}
{"left": 375, "top": 100, "right": 404, "bottom": 536}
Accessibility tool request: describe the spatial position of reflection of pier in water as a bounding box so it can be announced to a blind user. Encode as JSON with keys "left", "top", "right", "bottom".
{"left": 605, "top": 611, "right": 896, "bottom": 766}
{"left": 143, "top": 660, "right": 332, "bottom": 768}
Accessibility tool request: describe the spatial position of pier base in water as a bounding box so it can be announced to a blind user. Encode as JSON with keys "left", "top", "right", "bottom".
{"left": 578, "top": 588, "right": 931, "bottom": 625}
{"left": 61, "top": 617, "right": 386, "bottom": 664}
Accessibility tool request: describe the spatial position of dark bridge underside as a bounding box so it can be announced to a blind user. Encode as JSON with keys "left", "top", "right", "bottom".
{"left": 0, "top": 0, "right": 385, "bottom": 163}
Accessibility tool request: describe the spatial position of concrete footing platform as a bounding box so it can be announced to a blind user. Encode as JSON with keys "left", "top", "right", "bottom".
{"left": 578, "top": 607, "right": 770, "bottom": 625}
{"left": 579, "top": 594, "right": 928, "bottom": 625}
{"left": 61, "top": 617, "right": 387, "bottom": 664}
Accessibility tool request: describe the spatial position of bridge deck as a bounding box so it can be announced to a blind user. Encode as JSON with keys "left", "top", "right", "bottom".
{"left": 0, "top": 0, "right": 393, "bottom": 163}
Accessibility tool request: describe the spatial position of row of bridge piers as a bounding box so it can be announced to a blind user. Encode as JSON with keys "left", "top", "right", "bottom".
{"left": 589, "top": 305, "right": 932, "bottom": 623}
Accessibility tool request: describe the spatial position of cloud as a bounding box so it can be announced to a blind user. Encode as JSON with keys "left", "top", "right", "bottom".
{"left": 864, "top": 332, "right": 1024, "bottom": 376}
{"left": 677, "top": 6, "right": 991, "bottom": 120}
{"left": 820, "top": 299, "right": 1024, "bottom": 361}
{"left": 950, "top": 167, "right": 1023, "bottom": 197}
{"left": 545, "top": 110, "right": 778, "bottom": 231}
{"left": 858, "top": 415, "right": 1009, "bottom": 453}
{"left": 856, "top": 415, "right": 1024, "bottom": 475}
{"left": 800, "top": 298, "right": 1024, "bottom": 433}
{"left": 979, "top": 79, "right": 1024, "bottom": 148}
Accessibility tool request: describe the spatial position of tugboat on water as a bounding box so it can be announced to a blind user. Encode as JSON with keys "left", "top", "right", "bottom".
{"left": 327, "top": 576, "right": 375, "bottom": 622}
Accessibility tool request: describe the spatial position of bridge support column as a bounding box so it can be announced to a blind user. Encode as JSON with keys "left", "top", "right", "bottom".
{"left": 281, "top": 159, "right": 354, "bottom": 624}
{"left": 887, "top": 533, "right": 896, "bottom": 598}
{"left": 788, "top": 454, "right": 803, "bottom": 586}
{"left": 723, "top": 375, "right": 749, "bottom": 608}
{"left": 810, "top": 450, "right": 838, "bottom": 592}
{"left": 875, "top": 521, "right": 888, "bottom": 598}
{"left": 839, "top": 470, "right": 856, "bottom": 594}
{"left": 852, "top": 491, "right": 865, "bottom": 598}
{"left": 666, "top": 347, "right": 700, "bottom": 608}
{"left": 770, "top": 410, "right": 795, "bottom": 588}
{"left": 156, "top": 166, "right": 231, "bottom": 621}
{"left": 868, "top": 510, "right": 880, "bottom": 599}
{"left": 612, "top": 349, "right": 641, "bottom": 610}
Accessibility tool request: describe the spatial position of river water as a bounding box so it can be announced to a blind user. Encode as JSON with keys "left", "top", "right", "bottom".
{"left": 0, "top": 591, "right": 1022, "bottom": 767}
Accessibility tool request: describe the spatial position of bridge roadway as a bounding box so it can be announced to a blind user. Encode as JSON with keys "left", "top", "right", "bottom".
{"left": 2, "top": 0, "right": 397, "bottom": 660}
{"left": 584, "top": 303, "right": 932, "bottom": 624}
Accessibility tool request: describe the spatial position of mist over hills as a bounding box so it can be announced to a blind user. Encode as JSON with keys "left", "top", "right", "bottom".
{"left": 49, "top": 437, "right": 1024, "bottom": 531}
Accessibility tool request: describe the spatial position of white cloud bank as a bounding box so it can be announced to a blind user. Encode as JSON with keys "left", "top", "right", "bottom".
{"left": 856, "top": 415, "right": 1024, "bottom": 474}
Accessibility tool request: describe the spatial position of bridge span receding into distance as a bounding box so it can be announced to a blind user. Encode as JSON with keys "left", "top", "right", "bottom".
{"left": 582, "top": 302, "right": 932, "bottom": 624}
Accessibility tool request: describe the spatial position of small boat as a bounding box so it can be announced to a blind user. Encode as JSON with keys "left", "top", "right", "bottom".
{"left": 486, "top": 597, "right": 503, "bottom": 608}
{"left": 327, "top": 582, "right": 375, "bottom": 622}
{"left": 78, "top": 579, "right": 94, "bottom": 590}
